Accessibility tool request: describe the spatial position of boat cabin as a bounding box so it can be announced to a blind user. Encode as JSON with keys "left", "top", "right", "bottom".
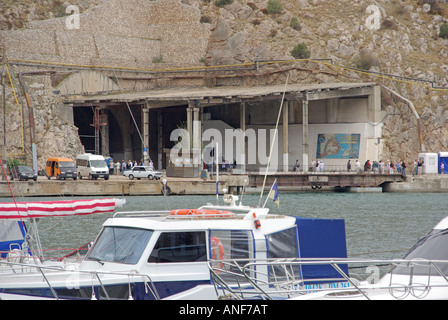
{"left": 78, "top": 203, "right": 347, "bottom": 300}
{"left": 0, "top": 196, "right": 347, "bottom": 300}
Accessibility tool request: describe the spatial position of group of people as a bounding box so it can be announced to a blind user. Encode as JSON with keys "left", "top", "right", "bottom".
{"left": 309, "top": 159, "right": 325, "bottom": 172}
{"left": 107, "top": 159, "right": 154, "bottom": 175}
{"left": 347, "top": 159, "right": 407, "bottom": 175}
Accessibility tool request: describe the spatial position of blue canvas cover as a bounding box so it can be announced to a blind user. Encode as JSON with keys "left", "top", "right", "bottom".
{"left": 0, "top": 220, "right": 27, "bottom": 258}
{"left": 295, "top": 217, "right": 348, "bottom": 280}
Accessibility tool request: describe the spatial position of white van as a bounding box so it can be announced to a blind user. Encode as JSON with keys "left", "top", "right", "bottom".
{"left": 76, "top": 153, "right": 109, "bottom": 180}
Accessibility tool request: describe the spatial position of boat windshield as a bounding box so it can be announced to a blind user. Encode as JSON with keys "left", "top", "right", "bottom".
{"left": 86, "top": 226, "right": 153, "bottom": 265}
{"left": 394, "top": 229, "right": 448, "bottom": 276}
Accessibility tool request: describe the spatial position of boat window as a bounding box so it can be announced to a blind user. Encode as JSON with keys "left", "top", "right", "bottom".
{"left": 267, "top": 227, "right": 299, "bottom": 259}
{"left": 209, "top": 230, "right": 254, "bottom": 264}
{"left": 394, "top": 229, "right": 448, "bottom": 276}
{"left": 207, "top": 230, "right": 254, "bottom": 283}
{"left": 148, "top": 232, "right": 206, "bottom": 263}
{"left": 86, "top": 227, "right": 153, "bottom": 265}
{"left": 266, "top": 227, "right": 301, "bottom": 282}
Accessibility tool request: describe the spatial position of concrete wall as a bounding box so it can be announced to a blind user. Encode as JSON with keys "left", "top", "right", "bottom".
{"left": 203, "top": 87, "right": 382, "bottom": 171}
{"left": 1, "top": 0, "right": 210, "bottom": 69}
{"left": 249, "top": 123, "right": 374, "bottom": 169}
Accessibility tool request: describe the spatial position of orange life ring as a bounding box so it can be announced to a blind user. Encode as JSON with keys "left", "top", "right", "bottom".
{"left": 210, "top": 236, "right": 225, "bottom": 271}
{"left": 170, "top": 209, "right": 234, "bottom": 217}
{"left": 169, "top": 209, "right": 197, "bottom": 215}
{"left": 195, "top": 209, "right": 234, "bottom": 217}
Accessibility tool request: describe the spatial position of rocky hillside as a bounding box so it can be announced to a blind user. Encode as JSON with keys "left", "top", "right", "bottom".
{"left": 1, "top": 0, "right": 448, "bottom": 166}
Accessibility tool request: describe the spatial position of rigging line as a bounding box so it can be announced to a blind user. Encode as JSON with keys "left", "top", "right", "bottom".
{"left": 112, "top": 70, "right": 148, "bottom": 156}
{"left": 0, "top": 159, "right": 25, "bottom": 224}
{"left": 4, "top": 63, "right": 25, "bottom": 156}
{"left": 258, "top": 72, "right": 289, "bottom": 207}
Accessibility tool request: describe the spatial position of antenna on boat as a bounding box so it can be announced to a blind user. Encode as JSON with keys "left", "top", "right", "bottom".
{"left": 238, "top": 177, "right": 248, "bottom": 206}
{"left": 258, "top": 73, "right": 289, "bottom": 207}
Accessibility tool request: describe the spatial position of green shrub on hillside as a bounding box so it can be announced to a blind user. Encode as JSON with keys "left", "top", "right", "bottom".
{"left": 215, "top": 0, "right": 233, "bottom": 7}
{"left": 267, "top": 0, "right": 282, "bottom": 14}
{"left": 290, "top": 16, "right": 301, "bottom": 31}
{"left": 440, "top": 23, "right": 448, "bottom": 39}
{"left": 353, "top": 52, "right": 377, "bottom": 71}
{"left": 291, "top": 43, "right": 310, "bottom": 59}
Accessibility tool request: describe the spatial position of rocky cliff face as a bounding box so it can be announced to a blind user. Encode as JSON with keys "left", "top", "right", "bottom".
{"left": 1, "top": 0, "right": 447, "bottom": 167}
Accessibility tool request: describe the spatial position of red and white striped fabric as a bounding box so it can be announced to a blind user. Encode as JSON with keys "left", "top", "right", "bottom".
{"left": 0, "top": 198, "right": 126, "bottom": 219}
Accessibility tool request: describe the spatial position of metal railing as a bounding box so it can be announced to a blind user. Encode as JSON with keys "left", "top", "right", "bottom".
{"left": 210, "top": 164, "right": 407, "bottom": 175}
{"left": 0, "top": 260, "right": 160, "bottom": 300}
{"left": 208, "top": 258, "right": 448, "bottom": 300}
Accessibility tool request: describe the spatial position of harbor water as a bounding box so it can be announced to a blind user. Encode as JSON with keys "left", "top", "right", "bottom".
{"left": 10, "top": 192, "right": 448, "bottom": 261}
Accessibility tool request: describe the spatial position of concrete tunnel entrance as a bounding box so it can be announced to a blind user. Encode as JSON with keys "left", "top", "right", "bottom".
{"left": 73, "top": 104, "right": 187, "bottom": 168}
{"left": 68, "top": 82, "right": 383, "bottom": 176}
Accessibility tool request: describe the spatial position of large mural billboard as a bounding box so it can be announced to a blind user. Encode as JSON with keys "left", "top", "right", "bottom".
{"left": 316, "top": 134, "right": 360, "bottom": 159}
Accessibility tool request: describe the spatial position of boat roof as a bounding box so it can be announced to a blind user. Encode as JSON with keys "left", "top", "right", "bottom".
{"left": 434, "top": 216, "right": 448, "bottom": 230}
{"left": 107, "top": 208, "right": 295, "bottom": 234}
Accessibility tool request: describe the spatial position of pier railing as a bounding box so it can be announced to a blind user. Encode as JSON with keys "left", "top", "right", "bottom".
{"left": 213, "top": 164, "right": 409, "bottom": 175}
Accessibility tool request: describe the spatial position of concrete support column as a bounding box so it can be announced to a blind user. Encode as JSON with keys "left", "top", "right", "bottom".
{"left": 283, "top": 100, "right": 289, "bottom": 172}
{"left": 186, "top": 106, "right": 193, "bottom": 148}
{"left": 240, "top": 102, "right": 246, "bottom": 172}
{"left": 157, "top": 111, "right": 163, "bottom": 170}
{"left": 192, "top": 104, "right": 201, "bottom": 166}
{"left": 192, "top": 106, "right": 201, "bottom": 150}
{"left": 142, "top": 105, "right": 150, "bottom": 165}
{"left": 100, "top": 108, "right": 109, "bottom": 156}
{"left": 302, "top": 98, "right": 309, "bottom": 170}
{"left": 367, "top": 85, "right": 383, "bottom": 161}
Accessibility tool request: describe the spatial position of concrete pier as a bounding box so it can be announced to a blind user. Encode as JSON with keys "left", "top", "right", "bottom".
{"left": 0, "top": 173, "right": 446, "bottom": 198}
{"left": 0, "top": 175, "right": 248, "bottom": 197}
{"left": 383, "top": 175, "right": 448, "bottom": 192}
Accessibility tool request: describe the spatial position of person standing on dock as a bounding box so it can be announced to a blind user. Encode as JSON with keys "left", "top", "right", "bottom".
{"left": 441, "top": 162, "right": 445, "bottom": 174}
{"left": 347, "top": 160, "right": 351, "bottom": 172}
{"left": 109, "top": 160, "right": 114, "bottom": 175}
{"left": 379, "top": 160, "right": 384, "bottom": 174}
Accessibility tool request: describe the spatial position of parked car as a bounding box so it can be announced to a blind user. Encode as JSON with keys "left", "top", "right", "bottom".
{"left": 123, "top": 166, "right": 163, "bottom": 180}
{"left": 10, "top": 165, "right": 38, "bottom": 181}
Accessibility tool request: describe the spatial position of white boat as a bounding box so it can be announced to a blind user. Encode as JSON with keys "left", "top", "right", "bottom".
{"left": 0, "top": 194, "right": 348, "bottom": 300}
{"left": 210, "top": 214, "right": 448, "bottom": 300}
{"left": 295, "top": 214, "right": 448, "bottom": 300}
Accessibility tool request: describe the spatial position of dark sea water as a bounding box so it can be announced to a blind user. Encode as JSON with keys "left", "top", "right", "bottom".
{"left": 7, "top": 192, "right": 447, "bottom": 261}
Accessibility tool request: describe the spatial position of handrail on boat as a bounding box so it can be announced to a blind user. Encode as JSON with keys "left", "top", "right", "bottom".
{"left": 113, "top": 210, "right": 171, "bottom": 218}
{"left": 0, "top": 260, "right": 160, "bottom": 300}
{"left": 208, "top": 258, "right": 448, "bottom": 300}
{"left": 112, "top": 210, "right": 249, "bottom": 220}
